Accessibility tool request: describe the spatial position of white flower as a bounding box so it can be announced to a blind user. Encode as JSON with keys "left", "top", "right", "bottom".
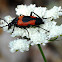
{"left": 33, "top": 7, "right": 47, "bottom": 18}
{"left": 48, "top": 25, "right": 62, "bottom": 38}
{"left": 44, "top": 6, "right": 62, "bottom": 19}
{"left": 9, "top": 39, "right": 30, "bottom": 53}
{"left": 15, "top": 4, "right": 36, "bottom": 16}
{"left": 27, "top": 27, "right": 48, "bottom": 45}
{"left": 0, "top": 4, "right": 62, "bottom": 52}
{"left": 15, "top": 4, "right": 47, "bottom": 18}
{"left": 11, "top": 27, "right": 29, "bottom": 38}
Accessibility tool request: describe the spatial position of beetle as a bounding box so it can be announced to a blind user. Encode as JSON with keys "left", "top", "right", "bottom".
{"left": 0, "top": 12, "right": 49, "bottom": 35}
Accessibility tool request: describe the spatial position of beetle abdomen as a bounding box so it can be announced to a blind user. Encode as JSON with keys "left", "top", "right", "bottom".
{"left": 35, "top": 18, "right": 44, "bottom": 25}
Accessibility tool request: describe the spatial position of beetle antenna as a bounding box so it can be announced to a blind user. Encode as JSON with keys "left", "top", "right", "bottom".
{"left": 0, "top": 25, "right": 8, "bottom": 28}
{"left": 0, "top": 18, "right": 8, "bottom": 24}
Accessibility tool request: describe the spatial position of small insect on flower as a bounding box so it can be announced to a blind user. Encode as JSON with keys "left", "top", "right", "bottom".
{"left": 0, "top": 12, "right": 49, "bottom": 35}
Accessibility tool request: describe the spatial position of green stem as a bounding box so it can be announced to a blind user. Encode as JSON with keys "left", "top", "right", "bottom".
{"left": 37, "top": 44, "right": 47, "bottom": 62}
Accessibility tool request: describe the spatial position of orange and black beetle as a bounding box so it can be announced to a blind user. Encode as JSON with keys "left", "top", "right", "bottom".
{"left": 0, "top": 12, "right": 48, "bottom": 33}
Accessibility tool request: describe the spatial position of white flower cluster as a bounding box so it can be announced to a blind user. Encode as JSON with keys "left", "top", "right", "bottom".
{"left": 44, "top": 6, "right": 62, "bottom": 19}
{"left": 9, "top": 39, "right": 30, "bottom": 53}
{"left": 0, "top": 4, "right": 62, "bottom": 53}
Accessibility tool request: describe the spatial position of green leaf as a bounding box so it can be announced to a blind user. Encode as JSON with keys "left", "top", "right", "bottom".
{"left": 16, "top": 50, "right": 18, "bottom": 52}
{"left": 29, "top": 45, "right": 31, "bottom": 47}
{"left": 49, "top": 36, "right": 58, "bottom": 41}
{"left": 60, "top": 35, "right": 62, "bottom": 36}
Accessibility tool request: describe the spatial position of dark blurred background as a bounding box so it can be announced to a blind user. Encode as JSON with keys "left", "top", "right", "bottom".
{"left": 0, "top": 0, "right": 62, "bottom": 62}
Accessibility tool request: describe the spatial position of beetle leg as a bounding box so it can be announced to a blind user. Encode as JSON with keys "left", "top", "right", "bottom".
{"left": 21, "top": 26, "right": 29, "bottom": 37}
{"left": 41, "top": 16, "right": 47, "bottom": 19}
{"left": 25, "top": 28, "right": 29, "bottom": 37}
{"left": 20, "top": 14, "right": 25, "bottom": 16}
{"left": 12, "top": 26, "right": 15, "bottom": 33}
{"left": 30, "top": 12, "right": 32, "bottom": 16}
{"left": 30, "top": 12, "right": 41, "bottom": 18}
{"left": 42, "top": 17, "right": 54, "bottom": 21}
{"left": 23, "top": 36, "right": 30, "bottom": 40}
{"left": 27, "top": 24, "right": 30, "bottom": 28}
{"left": 35, "top": 25, "right": 49, "bottom": 32}
{"left": 40, "top": 27, "right": 49, "bottom": 32}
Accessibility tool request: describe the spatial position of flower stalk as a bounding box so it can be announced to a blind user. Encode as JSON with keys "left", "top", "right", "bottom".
{"left": 37, "top": 44, "right": 47, "bottom": 62}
